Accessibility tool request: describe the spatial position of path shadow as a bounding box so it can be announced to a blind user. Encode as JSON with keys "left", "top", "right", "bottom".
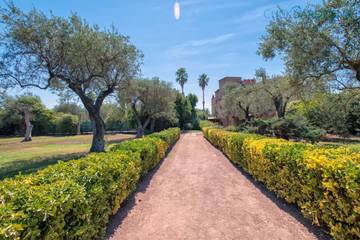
{"left": 105, "top": 142, "right": 177, "bottom": 238}
{"left": 210, "top": 143, "right": 331, "bottom": 240}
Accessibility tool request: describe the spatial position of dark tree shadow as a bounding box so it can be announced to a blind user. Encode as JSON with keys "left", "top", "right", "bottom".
{"left": 210, "top": 142, "right": 331, "bottom": 240}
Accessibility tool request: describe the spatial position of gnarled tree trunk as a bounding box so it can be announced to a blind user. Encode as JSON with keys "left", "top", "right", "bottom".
{"left": 136, "top": 117, "right": 151, "bottom": 138}
{"left": 89, "top": 112, "right": 105, "bottom": 152}
{"left": 22, "top": 108, "right": 32, "bottom": 142}
{"left": 273, "top": 96, "right": 288, "bottom": 119}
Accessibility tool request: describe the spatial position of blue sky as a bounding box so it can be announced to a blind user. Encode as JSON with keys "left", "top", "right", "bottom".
{"left": 5, "top": 0, "right": 319, "bottom": 110}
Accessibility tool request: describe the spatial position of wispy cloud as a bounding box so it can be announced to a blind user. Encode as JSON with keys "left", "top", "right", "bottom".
{"left": 165, "top": 33, "right": 236, "bottom": 59}
{"left": 233, "top": 0, "right": 303, "bottom": 24}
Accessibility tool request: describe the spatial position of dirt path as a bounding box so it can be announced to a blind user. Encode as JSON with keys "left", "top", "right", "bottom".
{"left": 107, "top": 132, "right": 329, "bottom": 240}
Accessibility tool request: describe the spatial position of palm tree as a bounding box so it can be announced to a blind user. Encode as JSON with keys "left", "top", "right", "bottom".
{"left": 175, "top": 67, "right": 188, "bottom": 95}
{"left": 198, "top": 73, "right": 209, "bottom": 119}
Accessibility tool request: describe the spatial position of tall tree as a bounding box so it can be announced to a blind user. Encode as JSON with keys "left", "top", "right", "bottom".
{"left": 187, "top": 93, "right": 198, "bottom": 122}
{"left": 0, "top": 4, "right": 142, "bottom": 152}
{"left": 120, "top": 78, "right": 176, "bottom": 137}
{"left": 255, "top": 68, "right": 297, "bottom": 118}
{"left": 175, "top": 67, "right": 188, "bottom": 95}
{"left": 198, "top": 73, "right": 209, "bottom": 119}
{"left": 258, "top": 0, "right": 360, "bottom": 89}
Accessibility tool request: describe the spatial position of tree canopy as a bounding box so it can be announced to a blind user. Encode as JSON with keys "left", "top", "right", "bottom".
{"left": 258, "top": 0, "right": 360, "bottom": 89}
{"left": 175, "top": 68, "right": 188, "bottom": 95}
{"left": 120, "top": 78, "right": 176, "bottom": 137}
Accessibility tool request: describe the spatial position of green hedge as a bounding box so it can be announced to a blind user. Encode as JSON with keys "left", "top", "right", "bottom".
{"left": 200, "top": 121, "right": 359, "bottom": 240}
{"left": 0, "top": 128, "right": 180, "bottom": 239}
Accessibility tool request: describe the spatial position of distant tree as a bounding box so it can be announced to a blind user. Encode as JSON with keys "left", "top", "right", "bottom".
{"left": 187, "top": 93, "right": 198, "bottom": 121}
{"left": 258, "top": 0, "right": 360, "bottom": 89}
{"left": 198, "top": 73, "right": 209, "bottom": 119}
{"left": 221, "top": 83, "right": 263, "bottom": 122}
{"left": 174, "top": 93, "right": 192, "bottom": 129}
{"left": 175, "top": 68, "right": 188, "bottom": 95}
{"left": 120, "top": 78, "right": 176, "bottom": 137}
{"left": 0, "top": 4, "right": 142, "bottom": 152}
{"left": 2, "top": 94, "right": 50, "bottom": 141}
{"left": 53, "top": 103, "right": 86, "bottom": 135}
{"left": 256, "top": 68, "right": 297, "bottom": 118}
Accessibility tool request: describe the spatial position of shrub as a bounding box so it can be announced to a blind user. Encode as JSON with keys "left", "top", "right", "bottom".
{"left": 271, "top": 115, "right": 325, "bottom": 143}
{"left": 53, "top": 113, "right": 78, "bottom": 135}
{"left": 201, "top": 122, "right": 360, "bottom": 240}
{"left": 0, "top": 128, "right": 180, "bottom": 239}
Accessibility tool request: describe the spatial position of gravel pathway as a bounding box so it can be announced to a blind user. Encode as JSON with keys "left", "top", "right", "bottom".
{"left": 107, "top": 132, "right": 329, "bottom": 240}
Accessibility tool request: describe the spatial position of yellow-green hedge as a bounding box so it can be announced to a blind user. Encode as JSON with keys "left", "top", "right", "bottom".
{"left": 201, "top": 122, "right": 359, "bottom": 240}
{"left": 0, "top": 128, "right": 180, "bottom": 239}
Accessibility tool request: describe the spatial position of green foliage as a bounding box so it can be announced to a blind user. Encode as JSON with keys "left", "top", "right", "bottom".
{"left": 346, "top": 96, "right": 360, "bottom": 135}
{"left": 291, "top": 92, "right": 360, "bottom": 136}
{"left": 175, "top": 68, "right": 188, "bottom": 95}
{"left": 174, "top": 93, "right": 192, "bottom": 129}
{"left": 53, "top": 113, "right": 78, "bottom": 135}
{"left": 201, "top": 122, "right": 360, "bottom": 239}
{"left": 271, "top": 115, "right": 325, "bottom": 143}
{"left": 120, "top": 78, "right": 177, "bottom": 136}
{"left": 0, "top": 128, "right": 180, "bottom": 239}
{"left": 0, "top": 94, "right": 56, "bottom": 136}
{"left": 258, "top": 0, "right": 360, "bottom": 85}
{"left": 187, "top": 93, "right": 199, "bottom": 130}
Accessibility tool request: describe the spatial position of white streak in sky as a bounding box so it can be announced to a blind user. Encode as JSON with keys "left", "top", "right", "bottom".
{"left": 174, "top": 2, "right": 180, "bottom": 20}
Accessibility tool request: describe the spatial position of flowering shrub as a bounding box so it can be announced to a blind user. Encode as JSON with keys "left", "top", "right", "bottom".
{"left": 200, "top": 121, "right": 359, "bottom": 240}
{"left": 0, "top": 128, "right": 180, "bottom": 239}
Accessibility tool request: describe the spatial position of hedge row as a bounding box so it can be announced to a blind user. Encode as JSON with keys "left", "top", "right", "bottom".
{"left": 201, "top": 122, "right": 359, "bottom": 240}
{"left": 0, "top": 128, "right": 180, "bottom": 239}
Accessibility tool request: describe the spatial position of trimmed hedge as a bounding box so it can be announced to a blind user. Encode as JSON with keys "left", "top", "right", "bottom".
{"left": 0, "top": 128, "right": 180, "bottom": 239}
{"left": 201, "top": 121, "right": 359, "bottom": 240}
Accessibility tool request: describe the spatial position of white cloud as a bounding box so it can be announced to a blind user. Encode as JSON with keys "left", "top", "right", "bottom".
{"left": 165, "top": 33, "right": 236, "bottom": 59}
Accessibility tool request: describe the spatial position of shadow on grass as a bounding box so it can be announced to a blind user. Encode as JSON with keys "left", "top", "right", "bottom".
{"left": 0, "top": 153, "right": 87, "bottom": 180}
{"left": 105, "top": 140, "right": 178, "bottom": 238}
{"left": 206, "top": 139, "right": 331, "bottom": 240}
{"left": 0, "top": 137, "right": 134, "bottom": 180}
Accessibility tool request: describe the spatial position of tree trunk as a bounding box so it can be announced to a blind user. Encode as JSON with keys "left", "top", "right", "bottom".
{"left": 136, "top": 118, "right": 151, "bottom": 138}
{"left": 22, "top": 109, "right": 32, "bottom": 142}
{"left": 76, "top": 116, "right": 81, "bottom": 135}
{"left": 89, "top": 112, "right": 105, "bottom": 152}
{"left": 150, "top": 118, "right": 156, "bottom": 133}
{"left": 274, "top": 97, "right": 285, "bottom": 118}
{"left": 244, "top": 106, "right": 252, "bottom": 122}
{"left": 356, "top": 69, "right": 360, "bottom": 81}
{"left": 181, "top": 85, "right": 184, "bottom": 96}
{"left": 202, "top": 88, "right": 205, "bottom": 120}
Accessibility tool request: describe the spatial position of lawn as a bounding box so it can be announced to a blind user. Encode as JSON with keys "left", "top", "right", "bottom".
{"left": 0, "top": 134, "right": 134, "bottom": 178}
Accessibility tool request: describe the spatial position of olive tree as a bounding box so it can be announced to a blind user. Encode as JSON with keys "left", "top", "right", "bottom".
{"left": 0, "top": 4, "right": 142, "bottom": 152}
{"left": 256, "top": 68, "right": 297, "bottom": 118}
{"left": 221, "top": 83, "right": 263, "bottom": 122}
{"left": 120, "top": 78, "right": 176, "bottom": 137}
{"left": 258, "top": 0, "right": 360, "bottom": 88}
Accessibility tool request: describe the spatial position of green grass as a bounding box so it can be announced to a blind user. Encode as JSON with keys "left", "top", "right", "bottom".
{"left": 0, "top": 134, "right": 134, "bottom": 178}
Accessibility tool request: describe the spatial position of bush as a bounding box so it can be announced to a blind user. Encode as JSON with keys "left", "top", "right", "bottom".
{"left": 201, "top": 122, "right": 360, "bottom": 240}
{"left": 53, "top": 113, "right": 78, "bottom": 135}
{"left": 0, "top": 128, "right": 180, "bottom": 239}
{"left": 271, "top": 115, "right": 325, "bottom": 143}
{"left": 233, "top": 116, "right": 325, "bottom": 143}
